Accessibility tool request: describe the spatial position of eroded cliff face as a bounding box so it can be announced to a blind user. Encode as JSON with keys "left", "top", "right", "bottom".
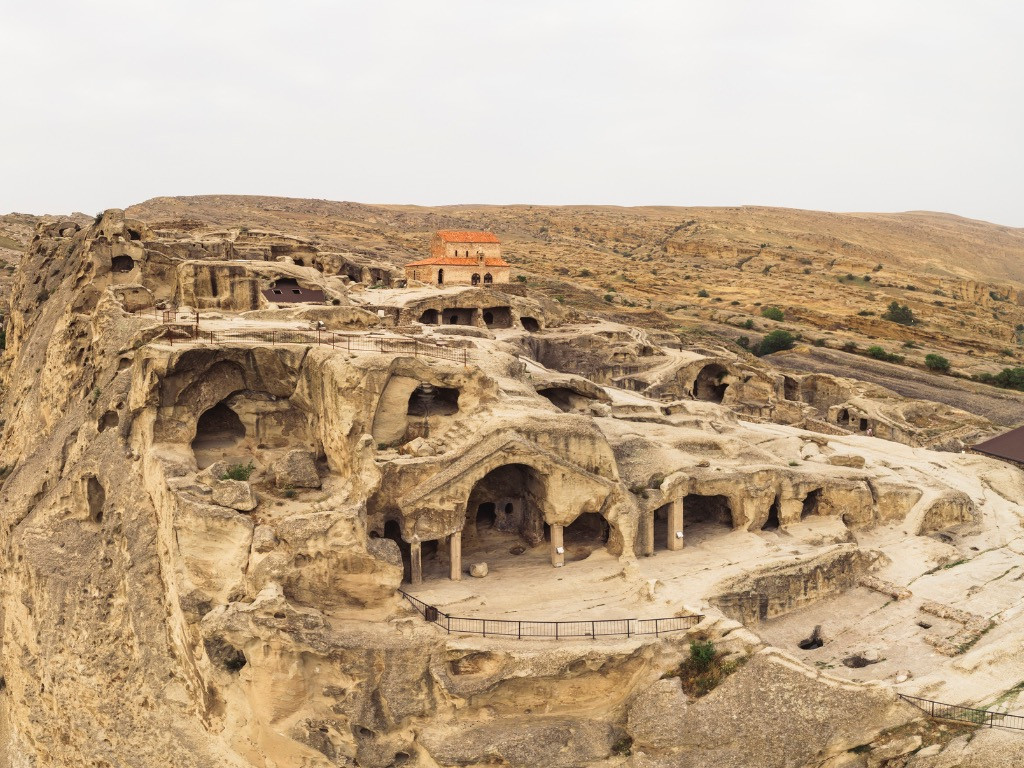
{"left": 0, "top": 212, "right": 1018, "bottom": 767}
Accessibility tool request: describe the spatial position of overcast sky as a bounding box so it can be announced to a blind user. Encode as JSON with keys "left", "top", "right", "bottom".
{"left": 2, "top": 1, "right": 1021, "bottom": 225}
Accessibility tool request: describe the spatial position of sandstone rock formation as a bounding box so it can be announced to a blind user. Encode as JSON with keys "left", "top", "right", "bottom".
{"left": 0, "top": 201, "right": 1022, "bottom": 766}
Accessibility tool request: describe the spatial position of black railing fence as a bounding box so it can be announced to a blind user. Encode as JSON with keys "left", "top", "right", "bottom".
{"left": 398, "top": 589, "right": 703, "bottom": 640}
{"left": 899, "top": 694, "right": 1024, "bottom": 731}
{"left": 141, "top": 310, "right": 469, "bottom": 364}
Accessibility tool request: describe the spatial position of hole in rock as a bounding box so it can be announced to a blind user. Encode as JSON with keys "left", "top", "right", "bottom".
{"left": 801, "top": 489, "right": 823, "bottom": 520}
{"left": 111, "top": 255, "right": 135, "bottom": 273}
{"left": 521, "top": 316, "right": 540, "bottom": 332}
{"left": 191, "top": 402, "right": 246, "bottom": 469}
{"left": 693, "top": 363, "right": 729, "bottom": 403}
{"left": 86, "top": 476, "right": 105, "bottom": 524}
{"left": 762, "top": 497, "right": 781, "bottom": 530}
{"left": 798, "top": 626, "right": 824, "bottom": 650}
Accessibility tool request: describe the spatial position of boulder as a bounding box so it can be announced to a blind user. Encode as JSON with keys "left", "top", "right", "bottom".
{"left": 273, "top": 449, "right": 321, "bottom": 489}
{"left": 626, "top": 677, "right": 689, "bottom": 750}
{"left": 399, "top": 437, "right": 435, "bottom": 457}
{"left": 210, "top": 479, "right": 257, "bottom": 511}
{"left": 252, "top": 525, "right": 278, "bottom": 553}
{"left": 470, "top": 562, "right": 488, "bottom": 578}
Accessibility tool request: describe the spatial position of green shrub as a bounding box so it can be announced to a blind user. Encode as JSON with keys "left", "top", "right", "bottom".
{"left": 603, "top": 294, "right": 613, "bottom": 303}
{"left": 857, "top": 310, "right": 875, "bottom": 316}
{"left": 866, "top": 346, "right": 904, "bottom": 363}
{"left": 975, "top": 367, "right": 1024, "bottom": 391}
{"left": 516, "top": 275, "right": 527, "bottom": 283}
{"left": 736, "top": 336, "right": 750, "bottom": 349}
{"left": 579, "top": 268, "right": 591, "bottom": 277}
{"left": 761, "top": 306, "right": 784, "bottom": 321}
{"left": 221, "top": 461, "right": 255, "bottom": 481}
{"left": 664, "top": 639, "right": 747, "bottom": 697}
{"left": 742, "top": 319, "right": 754, "bottom": 329}
{"left": 689, "top": 640, "right": 717, "bottom": 671}
{"left": 697, "top": 289, "right": 710, "bottom": 298}
{"left": 882, "top": 301, "right": 916, "bottom": 325}
{"left": 755, "top": 330, "right": 796, "bottom": 356}
{"left": 925, "top": 354, "right": 951, "bottom": 373}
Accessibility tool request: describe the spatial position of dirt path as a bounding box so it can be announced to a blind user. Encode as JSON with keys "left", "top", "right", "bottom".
{"left": 773, "top": 347, "right": 1024, "bottom": 427}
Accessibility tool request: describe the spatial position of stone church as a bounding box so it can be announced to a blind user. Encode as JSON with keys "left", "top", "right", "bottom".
{"left": 405, "top": 230, "right": 511, "bottom": 286}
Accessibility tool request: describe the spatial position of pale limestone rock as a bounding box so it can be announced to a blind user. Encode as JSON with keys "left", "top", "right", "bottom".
{"left": 470, "top": 562, "right": 489, "bottom": 578}
{"left": 209, "top": 478, "right": 257, "bottom": 511}
{"left": 867, "top": 735, "right": 922, "bottom": 767}
{"left": 626, "top": 677, "right": 688, "bottom": 750}
{"left": 399, "top": 436, "right": 435, "bottom": 457}
{"left": 252, "top": 524, "right": 278, "bottom": 553}
{"left": 273, "top": 449, "right": 321, "bottom": 489}
{"left": 829, "top": 453, "right": 866, "bottom": 468}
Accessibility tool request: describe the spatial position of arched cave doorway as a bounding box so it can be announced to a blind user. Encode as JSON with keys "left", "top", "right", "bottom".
{"left": 191, "top": 402, "right": 246, "bottom": 469}
{"left": 371, "top": 377, "right": 460, "bottom": 447}
{"left": 459, "top": 464, "right": 548, "bottom": 564}
{"left": 521, "top": 317, "right": 540, "bottom": 332}
{"left": 837, "top": 409, "right": 851, "bottom": 427}
{"left": 418, "top": 309, "right": 439, "bottom": 325}
{"left": 472, "top": 273, "right": 481, "bottom": 286}
{"left": 382, "top": 520, "right": 411, "bottom": 582}
{"left": 693, "top": 364, "right": 729, "bottom": 403}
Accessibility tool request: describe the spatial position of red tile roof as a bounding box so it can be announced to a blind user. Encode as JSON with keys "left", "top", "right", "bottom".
{"left": 406, "top": 256, "right": 510, "bottom": 267}
{"left": 435, "top": 230, "right": 500, "bottom": 243}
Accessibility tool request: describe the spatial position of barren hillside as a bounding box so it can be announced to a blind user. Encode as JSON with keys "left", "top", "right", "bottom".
{"left": 127, "top": 195, "right": 1024, "bottom": 401}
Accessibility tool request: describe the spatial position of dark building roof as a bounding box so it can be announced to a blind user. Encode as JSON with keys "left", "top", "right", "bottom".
{"left": 262, "top": 278, "right": 326, "bottom": 304}
{"left": 972, "top": 425, "right": 1024, "bottom": 464}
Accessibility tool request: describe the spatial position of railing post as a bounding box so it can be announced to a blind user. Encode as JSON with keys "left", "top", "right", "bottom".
{"left": 626, "top": 620, "right": 631, "bottom": 638}
{"left": 591, "top": 620, "right": 595, "bottom": 639}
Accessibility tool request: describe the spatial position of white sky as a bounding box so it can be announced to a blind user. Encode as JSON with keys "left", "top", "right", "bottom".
{"left": 1, "top": 1, "right": 1021, "bottom": 225}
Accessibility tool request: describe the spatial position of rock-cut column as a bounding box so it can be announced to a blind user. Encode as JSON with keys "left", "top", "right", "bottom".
{"left": 411, "top": 540, "right": 423, "bottom": 584}
{"left": 643, "top": 511, "right": 655, "bottom": 556}
{"left": 550, "top": 524, "right": 565, "bottom": 567}
{"left": 449, "top": 532, "right": 462, "bottom": 581}
{"left": 667, "top": 499, "right": 684, "bottom": 551}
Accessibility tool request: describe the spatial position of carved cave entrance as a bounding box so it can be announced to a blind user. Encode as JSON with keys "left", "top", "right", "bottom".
{"left": 563, "top": 512, "right": 609, "bottom": 562}
{"left": 537, "top": 387, "right": 594, "bottom": 413}
{"left": 683, "top": 493, "right": 734, "bottom": 543}
{"left": 693, "top": 364, "right": 729, "bottom": 403}
{"left": 191, "top": 401, "right": 246, "bottom": 469}
{"left": 801, "top": 489, "right": 823, "bottom": 520}
{"left": 453, "top": 464, "right": 549, "bottom": 574}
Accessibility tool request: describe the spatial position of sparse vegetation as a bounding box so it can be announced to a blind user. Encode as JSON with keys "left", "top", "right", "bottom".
{"left": 664, "top": 640, "right": 746, "bottom": 697}
{"left": 974, "top": 367, "right": 1024, "bottom": 391}
{"left": 882, "top": 301, "right": 917, "bottom": 325}
{"left": 866, "top": 346, "right": 904, "bottom": 363}
{"left": 925, "top": 354, "right": 951, "bottom": 373}
{"left": 696, "top": 289, "right": 709, "bottom": 298}
{"left": 754, "top": 330, "right": 796, "bottom": 356}
{"left": 220, "top": 461, "right": 255, "bottom": 481}
{"left": 761, "top": 306, "right": 784, "bottom": 321}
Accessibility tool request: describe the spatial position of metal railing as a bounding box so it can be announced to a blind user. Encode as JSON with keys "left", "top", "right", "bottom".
{"left": 398, "top": 589, "right": 703, "bottom": 640}
{"left": 147, "top": 317, "right": 468, "bottom": 363}
{"left": 899, "top": 694, "right": 1024, "bottom": 731}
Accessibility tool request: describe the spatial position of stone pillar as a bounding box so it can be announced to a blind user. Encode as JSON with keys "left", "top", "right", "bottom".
{"left": 643, "top": 511, "right": 655, "bottom": 556}
{"left": 410, "top": 540, "right": 423, "bottom": 584}
{"left": 667, "top": 499, "right": 684, "bottom": 551}
{"left": 550, "top": 524, "right": 565, "bottom": 567}
{"left": 449, "top": 532, "right": 462, "bottom": 581}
